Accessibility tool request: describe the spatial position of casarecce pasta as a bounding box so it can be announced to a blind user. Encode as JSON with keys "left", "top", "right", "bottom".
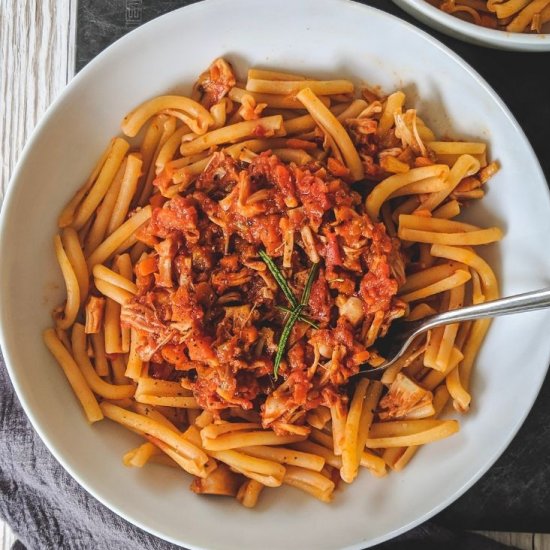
{"left": 428, "top": 0, "right": 550, "bottom": 32}
{"left": 45, "top": 58, "right": 501, "bottom": 505}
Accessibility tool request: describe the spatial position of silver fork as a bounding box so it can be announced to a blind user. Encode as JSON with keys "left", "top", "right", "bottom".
{"left": 359, "top": 287, "right": 550, "bottom": 379}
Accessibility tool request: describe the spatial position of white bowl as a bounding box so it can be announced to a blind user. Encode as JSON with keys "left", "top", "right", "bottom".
{"left": 393, "top": 0, "right": 550, "bottom": 51}
{"left": 1, "top": 1, "right": 550, "bottom": 549}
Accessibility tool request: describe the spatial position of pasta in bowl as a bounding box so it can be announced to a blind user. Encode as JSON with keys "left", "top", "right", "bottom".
{"left": 44, "top": 58, "right": 502, "bottom": 506}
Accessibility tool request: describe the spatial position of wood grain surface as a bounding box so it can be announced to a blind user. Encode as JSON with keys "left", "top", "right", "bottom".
{"left": 0, "top": 1, "right": 547, "bottom": 549}
{"left": 0, "top": 0, "right": 76, "bottom": 198}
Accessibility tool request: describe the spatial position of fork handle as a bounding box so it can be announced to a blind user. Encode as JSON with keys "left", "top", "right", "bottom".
{"left": 417, "top": 287, "right": 550, "bottom": 335}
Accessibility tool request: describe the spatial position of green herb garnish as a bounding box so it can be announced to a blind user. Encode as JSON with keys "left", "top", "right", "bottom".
{"left": 301, "top": 261, "right": 319, "bottom": 306}
{"left": 259, "top": 251, "right": 319, "bottom": 378}
{"left": 272, "top": 306, "right": 304, "bottom": 377}
{"left": 275, "top": 305, "right": 319, "bottom": 329}
{"left": 259, "top": 250, "right": 299, "bottom": 309}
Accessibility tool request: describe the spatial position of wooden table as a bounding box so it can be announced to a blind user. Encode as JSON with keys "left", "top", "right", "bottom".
{"left": 0, "top": 2, "right": 548, "bottom": 549}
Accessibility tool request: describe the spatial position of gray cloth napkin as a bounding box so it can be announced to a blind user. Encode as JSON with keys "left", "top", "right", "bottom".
{"left": 0, "top": 355, "right": 176, "bottom": 550}
{"left": 0, "top": 354, "right": 515, "bottom": 550}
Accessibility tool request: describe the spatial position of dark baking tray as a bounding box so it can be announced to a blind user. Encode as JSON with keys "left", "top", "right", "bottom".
{"left": 77, "top": 0, "right": 550, "bottom": 533}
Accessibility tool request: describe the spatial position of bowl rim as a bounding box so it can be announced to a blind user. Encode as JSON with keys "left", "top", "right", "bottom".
{"left": 392, "top": 0, "right": 550, "bottom": 50}
{"left": 1, "top": 0, "right": 549, "bottom": 548}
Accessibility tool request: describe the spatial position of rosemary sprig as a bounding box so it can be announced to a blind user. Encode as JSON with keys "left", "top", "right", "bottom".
{"left": 275, "top": 305, "right": 319, "bottom": 329}
{"left": 258, "top": 250, "right": 299, "bottom": 309}
{"left": 272, "top": 305, "right": 304, "bottom": 377}
{"left": 301, "top": 261, "right": 319, "bottom": 306}
{"left": 258, "top": 250, "right": 319, "bottom": 378}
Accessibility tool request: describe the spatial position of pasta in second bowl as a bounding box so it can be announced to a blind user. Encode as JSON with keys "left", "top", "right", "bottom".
{"left": 1, "top": 1, "right": 550, "bottom": 549}
{"left": 393, "top": 0, "right": 550, "bottom": 50}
